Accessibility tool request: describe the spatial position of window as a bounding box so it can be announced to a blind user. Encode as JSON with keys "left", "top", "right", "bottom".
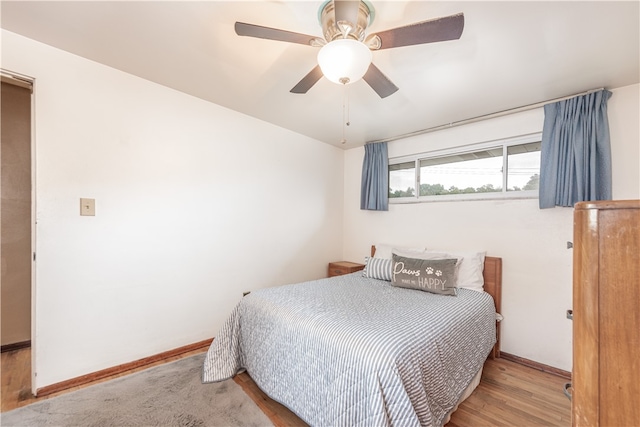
{"left": 506, "top": 142, "right": 541, "bottom": 192}
{"left": 389, "top": 161, "right": 416, "bottom": 198}
{"left": 389, "top": 134, "right": 541, "bottom": 202}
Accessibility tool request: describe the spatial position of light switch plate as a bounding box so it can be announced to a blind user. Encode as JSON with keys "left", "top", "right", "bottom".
{"left": 80, "top": 198, "right": 95, "bottom": 216}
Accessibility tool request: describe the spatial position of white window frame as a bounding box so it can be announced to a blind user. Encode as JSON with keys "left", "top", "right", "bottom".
{"left": 389, "top": 133, "right": 542, "bottom": 204}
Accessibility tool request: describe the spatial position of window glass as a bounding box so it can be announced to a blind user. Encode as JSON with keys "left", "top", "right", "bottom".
{"left": 419, "top": 148, "right": 503, "bottom": 196}
{"left": 387, "top": 134, "right": 542, "bottom": 202}
{"left": 389, "top": 161, "right": 415, "bottom": 198}
{"left": 507, "top": 142, "right": 541, "bottom": 191}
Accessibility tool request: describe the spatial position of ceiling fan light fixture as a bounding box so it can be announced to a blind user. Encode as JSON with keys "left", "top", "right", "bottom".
{"left": 317, "top": 39, "right": 372, "bottom": 85}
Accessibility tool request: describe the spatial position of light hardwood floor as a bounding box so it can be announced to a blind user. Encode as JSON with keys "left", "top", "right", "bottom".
{"left": 2, "top": 348, "right": 571, "bottom": 426}
{"left": 234, "top": 357, "right": 572, "bottom": 427}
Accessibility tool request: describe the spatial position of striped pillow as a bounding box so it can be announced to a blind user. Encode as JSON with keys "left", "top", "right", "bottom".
{"left": 362, "top": 256, "right": 392, "bottom": 281}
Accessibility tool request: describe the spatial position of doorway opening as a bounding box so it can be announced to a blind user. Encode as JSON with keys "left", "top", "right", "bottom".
{"left": 1, "top": 69, "right": 35, "bottom": 404}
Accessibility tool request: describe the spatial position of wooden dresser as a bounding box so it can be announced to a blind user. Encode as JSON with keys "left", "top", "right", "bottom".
{"left": 328, "top": 261, "right": 365, "bottom": 277}
{"left": 572, "top": 200, "right": 639, "bottom": 427}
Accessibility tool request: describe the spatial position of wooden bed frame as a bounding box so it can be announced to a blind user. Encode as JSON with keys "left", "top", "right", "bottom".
{"left": 370, "top": 246, "right": 502, "bottom": 359}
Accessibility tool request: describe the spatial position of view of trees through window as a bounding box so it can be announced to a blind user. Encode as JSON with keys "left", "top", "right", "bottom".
{"left": 389, "top": 141, "right": 541, "bottom": 199}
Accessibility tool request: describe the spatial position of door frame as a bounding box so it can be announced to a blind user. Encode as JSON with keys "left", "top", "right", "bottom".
{"left": 1, "top": 68, "right": 37, "bottom": 394}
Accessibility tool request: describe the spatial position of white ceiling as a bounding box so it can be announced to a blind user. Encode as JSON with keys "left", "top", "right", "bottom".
{"left": 2, "top": 1, "right": 639, "bottom": 149}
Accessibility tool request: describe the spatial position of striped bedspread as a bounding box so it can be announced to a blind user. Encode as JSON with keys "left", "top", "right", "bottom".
{"left": 202, "top": 272, "right": 496, "bottom": 427}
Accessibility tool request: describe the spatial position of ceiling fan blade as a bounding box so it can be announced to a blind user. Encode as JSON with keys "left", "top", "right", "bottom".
{"left": 334, "top": 0, "right": 360, "bottom": 28}
{"left": 235, "top": 22, "right": 319, "bottom": 46}
{"left": 369, "top": 13, "right": 464, "bottom": 50}
{"left": 290, "top": 65, "right": 324, "bottom": 94}
{"left": 363, "top": 63, "right": 399, "bottom": 98}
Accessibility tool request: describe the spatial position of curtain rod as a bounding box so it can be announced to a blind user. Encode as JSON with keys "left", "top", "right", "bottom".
{"left": 368, "top": 87, "right": 605, "bottom": 145}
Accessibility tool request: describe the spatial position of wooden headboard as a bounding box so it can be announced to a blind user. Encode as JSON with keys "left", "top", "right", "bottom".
{"left": 370, "top": 246, "right": 502, "bottom": 359}
{"left": 483, "top": 256, "right": 502, "bottom": 359}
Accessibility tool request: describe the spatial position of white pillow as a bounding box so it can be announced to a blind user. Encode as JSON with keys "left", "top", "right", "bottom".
{"left": 447, "top": 251, "right": 486, "bottom": 292}
{"left": 374, "top": 243, "right": 427, "bottom": 259}
{"left": 396, "top": 250, "right": 486, "bottom": 292}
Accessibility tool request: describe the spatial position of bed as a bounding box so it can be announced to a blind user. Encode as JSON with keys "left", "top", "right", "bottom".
{"left": 203, "top": 246, "right": 502, "bottom": 426}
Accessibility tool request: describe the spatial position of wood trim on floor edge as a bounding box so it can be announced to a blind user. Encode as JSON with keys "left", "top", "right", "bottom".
{"left": 35, "top": 338, "right": 213, "bottom": 397}
{"left": 500, "top": 351, "right": 571, "bottom": 380}
{"left": 1, "top": 340, "right": 31, "bottom": 353}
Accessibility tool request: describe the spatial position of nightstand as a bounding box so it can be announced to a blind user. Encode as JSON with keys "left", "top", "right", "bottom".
{"left": 328, "top": 261, "right": 365, "bottom": 277}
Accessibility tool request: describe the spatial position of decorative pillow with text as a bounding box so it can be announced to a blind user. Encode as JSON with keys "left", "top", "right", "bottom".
{"left": 391, "top": 254, "right": 459, "bottom": 296}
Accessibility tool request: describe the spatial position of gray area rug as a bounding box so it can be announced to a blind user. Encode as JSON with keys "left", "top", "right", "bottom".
{"left": 1, "top": 353, "right": 273, "bottom": 427}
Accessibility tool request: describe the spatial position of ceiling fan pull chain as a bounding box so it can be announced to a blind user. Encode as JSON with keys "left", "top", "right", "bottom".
{"left": 346, "top": 83, "right": 351, "bottom": 128}
{"left": 340, "top": 83, "right": 351, "bottom": 145}
{"left": 341, "top": 83, "right": 348, "bottom": 144}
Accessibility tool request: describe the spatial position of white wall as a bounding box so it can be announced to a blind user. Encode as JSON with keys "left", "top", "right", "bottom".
{"left": 2, "top": 25, "right": 637, "bottom": 388}
{"left": 2, "top": 30, "right": 345, "bottom": 390}
{"left": 343, "top": 84, "right": 640, "bottom": 371}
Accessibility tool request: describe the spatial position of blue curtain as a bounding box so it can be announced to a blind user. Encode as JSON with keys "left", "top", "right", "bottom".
{"left": 360, "top": 142, "right": 389, "bottom": 211}
{"left": 539, "top": 90, "right": 612, "bottom": 209}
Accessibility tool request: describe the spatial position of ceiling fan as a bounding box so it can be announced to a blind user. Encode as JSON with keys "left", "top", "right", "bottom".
{"left": 235, "top": 0, "right": 464, "bottom": 98}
